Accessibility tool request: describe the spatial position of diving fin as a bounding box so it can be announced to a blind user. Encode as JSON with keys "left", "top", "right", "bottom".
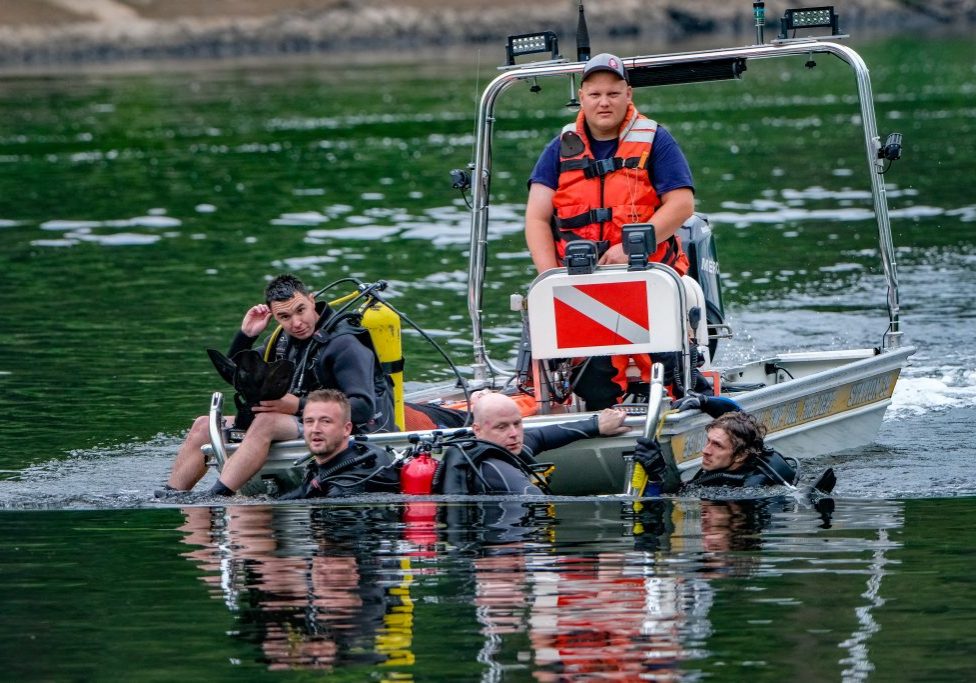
{"left": 207, "top": 348, "right": 237, "bottom": 386}
{"left": 233, "top": 392, "right": 255, "bottom": 430}
{"left": 812, "top": 467, "right": 837, "bottom": 495}
{"left": 232, "top": 349, "right": 267, "bottom": 402}
{"left": 260, "top": 359, "right": 295, "bottom": 400}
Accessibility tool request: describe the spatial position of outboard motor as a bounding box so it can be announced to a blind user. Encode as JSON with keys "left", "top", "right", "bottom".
{"left": 677, "top": 213, "right": 725, "bottom": 359}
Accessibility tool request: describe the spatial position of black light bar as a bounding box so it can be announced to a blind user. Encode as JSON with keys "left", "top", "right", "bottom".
{"left": 505, "top": 32, "right": 560, "bottom": 66}
{"left": 627, "top": 58, "right": 747, "bottom": 89}
{"left": 778, "top": 6, "right": 841, "bottom": 38}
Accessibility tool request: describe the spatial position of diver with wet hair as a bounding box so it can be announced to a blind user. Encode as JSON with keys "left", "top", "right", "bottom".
{"left": 635, "top": 408, "right": 805, "bottom": 493}
{"left": 164, "top": 273, "right": 395, "bottom": 497}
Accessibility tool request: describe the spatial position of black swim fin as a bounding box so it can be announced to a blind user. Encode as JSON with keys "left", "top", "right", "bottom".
{"left": 233, "top": 349, "right": 267, "bottom": 403}
{"left": 260, "top": 359, "right": 295, "bottom": 400}
{"left": 207, "top": 348, "right": 237, "bottom": 386}
{"left": 812, "top": 467, "right": 837, "bottom": 495}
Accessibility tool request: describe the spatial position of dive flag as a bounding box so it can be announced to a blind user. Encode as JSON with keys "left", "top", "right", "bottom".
{"left": 553, "top": 280, "right": 650, "bottom": 349}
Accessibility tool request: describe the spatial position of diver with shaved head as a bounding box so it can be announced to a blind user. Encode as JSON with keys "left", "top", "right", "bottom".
{"left": 435, "top": 392, "right": 630, "bottom": 495}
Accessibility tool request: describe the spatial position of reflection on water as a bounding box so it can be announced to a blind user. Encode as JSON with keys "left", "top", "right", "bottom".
{"left": 174, "top": 497, "right": 900, "bottom": 678}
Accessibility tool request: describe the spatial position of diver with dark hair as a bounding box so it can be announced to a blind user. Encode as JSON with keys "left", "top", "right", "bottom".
{"left": 635, "top": 405, "right": 806, "bottom": 493}
{"left": 435, "top": 392, "right": 630, "bottom": 495}
{"left": 165, "top": 273, "right": 395, "bottom": 496}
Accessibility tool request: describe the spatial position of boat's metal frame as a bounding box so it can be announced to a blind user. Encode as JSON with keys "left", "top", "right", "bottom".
{"left": 467, "top": 37, "right": 905, "bottom": 384}
{"left": 203, "top": 28, "right": 915, "bottom": 497}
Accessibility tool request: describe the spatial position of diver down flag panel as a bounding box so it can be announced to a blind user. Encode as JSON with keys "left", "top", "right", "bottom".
{"left": 553, "top": 281, "right": 650, "bottom": 348}
{"left": 527, "top": 268, "right": 685, "bottom": 359}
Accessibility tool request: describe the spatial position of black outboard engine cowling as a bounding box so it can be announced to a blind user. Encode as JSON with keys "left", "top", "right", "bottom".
{"left": 677, "top": 213, "right": 724, "bottom": 359}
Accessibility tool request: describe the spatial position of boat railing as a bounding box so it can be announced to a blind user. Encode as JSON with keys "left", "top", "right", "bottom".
{"left": 205, "top": 392, "right": 228, "bottom": 468}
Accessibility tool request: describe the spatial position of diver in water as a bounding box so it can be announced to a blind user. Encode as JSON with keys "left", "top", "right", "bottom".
{"left": 635, "top": 404, "right": 807, "bottom": 493}
{"left": 279, "top": 389, "right": 400, "bottom": 499}
{"left": 435, "top": 392, "right": 630, "bottom": 495}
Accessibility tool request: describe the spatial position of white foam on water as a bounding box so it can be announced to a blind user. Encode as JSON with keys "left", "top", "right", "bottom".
{"left": 306, "top": 226, "right": 399, "bottom": 240}
{"left": 886, "top": 371, "right": 976, "bottom": 419}
{"left": 79, "top": 232, "right": 162, "bottom": 246}
{"left": 272, "top": 254, "right": 338, "bottom": 271}
{"left": 30, "top": 238, "right": 78, "bottom": 247}
{"left": 125, "top": 215, "right": 182, "bottom": 228}
{"left": 40, "top": 219, "right": 102, "bottom": 231}
{"left": 271, "top": 211, "right": 329, "bottom": 226}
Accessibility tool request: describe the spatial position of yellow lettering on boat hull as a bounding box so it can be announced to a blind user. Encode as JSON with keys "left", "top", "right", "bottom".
{"left": 669, "top": 369, "right": 901, "bottom": 464}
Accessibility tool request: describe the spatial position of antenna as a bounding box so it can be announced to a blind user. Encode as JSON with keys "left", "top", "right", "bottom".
{"left": 576, "top": 1, "right": 591, "bottom": 62}
{"left": 567, "top": 1, "right": 590, "bottom": 109}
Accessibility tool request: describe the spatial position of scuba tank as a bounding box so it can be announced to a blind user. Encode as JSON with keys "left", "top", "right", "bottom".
{"left": 360, "top": 300, "right": 405, "bottom": 430}
{"left": 401, "top": 452, "right": 439, "bottom": 494}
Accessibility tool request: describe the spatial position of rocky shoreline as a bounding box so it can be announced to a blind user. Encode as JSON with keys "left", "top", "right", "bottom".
{"left": 1, "top": 0, "right": 973, "bottom": 72}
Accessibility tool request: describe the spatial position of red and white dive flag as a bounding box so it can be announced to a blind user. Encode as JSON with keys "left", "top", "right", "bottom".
{"left": 527, "top": 269, "right": 684, "bottom": 359}
{"left": 553, "top": 280, "right": 650, "bottom": 348}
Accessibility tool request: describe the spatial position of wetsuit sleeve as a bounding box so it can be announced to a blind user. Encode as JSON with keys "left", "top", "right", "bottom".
{"left": 527, "top": 136, "right": 562, "bottom": 190}
{"left": 649, "top": 126, "right": 695, "bottom": 196}
{"left": 227, "top": 330, "right": 259, "bottom": 358}
{"left": 314, "top": 335, "right": 377, "bottom": 427}
{"left": 521, "top": 417, "right": 601, "bottom": 459}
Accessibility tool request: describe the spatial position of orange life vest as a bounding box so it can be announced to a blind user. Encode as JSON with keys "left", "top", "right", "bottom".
{"left": 552, "top": 103, "right": 688, "bottom": 275}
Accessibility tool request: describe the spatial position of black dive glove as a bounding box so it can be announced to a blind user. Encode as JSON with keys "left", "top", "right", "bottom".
{"left": 672, "top": 392, "right": 742, "bottom": 418}
{"left": 634, "top": 437, "right": 668, "bottom": 480}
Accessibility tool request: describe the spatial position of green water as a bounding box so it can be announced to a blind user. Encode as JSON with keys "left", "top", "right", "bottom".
{"left": 1, "top": 35, "right": 975, "bottom": 679}
{"left": 2, "top": 499, "right": 975, "bottom": 680}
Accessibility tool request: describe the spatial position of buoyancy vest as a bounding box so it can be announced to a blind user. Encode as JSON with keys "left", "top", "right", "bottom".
{"left": 279, "top": 442, "right": 400, "bottom": 499}
{"left": 433, "top": 440, "right": 549, "bottom": 495}
{"left": 552, "top": 104, "right": 689, "bottom": 275}
{"left": 689, "top": 448, "right": 798, "bottom": 489}
{"left": 268, "top": 303, "right": 396, "bottom": 432}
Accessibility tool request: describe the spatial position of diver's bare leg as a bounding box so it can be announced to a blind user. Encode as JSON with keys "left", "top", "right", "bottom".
{"left": 167, "top": 415, "right": 214, "bottom": 491}
{"left": 215, "top": 412, "right": 300, "bottom": 492}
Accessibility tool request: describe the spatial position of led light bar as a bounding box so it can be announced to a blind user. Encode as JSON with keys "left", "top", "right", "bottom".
{"left": 505, "top": 32, "right": 560, "bottom": 66}
{"left": 778, "top": 6, "right": 841, "bottom": 38}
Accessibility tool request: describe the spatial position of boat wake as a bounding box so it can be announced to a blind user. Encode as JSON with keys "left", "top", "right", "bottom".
{"left": 887, "top": 370, "right": 976, "bottom": 419}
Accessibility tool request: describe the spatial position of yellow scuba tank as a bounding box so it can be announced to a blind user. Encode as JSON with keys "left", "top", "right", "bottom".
{"left": 360, "top": 300, "right": 405, "bottom": 430}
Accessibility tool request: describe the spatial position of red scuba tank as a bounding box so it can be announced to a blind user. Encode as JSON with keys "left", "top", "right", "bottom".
{"left": 401, "top": 453, "right": 438, "bottom": 494}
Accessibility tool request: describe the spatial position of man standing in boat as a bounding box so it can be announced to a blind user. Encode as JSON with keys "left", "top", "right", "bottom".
{"left": 524, "top": 52, "right": 695, "bottom": 274}
{"left": 164, "top": 274, "right": 395, "bottom": 496}
{"left": 523, "top": 53, "right": 697, "bottom": 408}
{"left": 436, "top": 392, "right": 630, "bottom": 495}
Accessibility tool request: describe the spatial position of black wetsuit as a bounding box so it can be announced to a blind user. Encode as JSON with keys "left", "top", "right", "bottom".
{"left": 654, "top": 447, "right": 798, "bottom": 493}
{"left": 229, "top": 302, "right": 395, "bottom": 433}
{"left": 437, "top": 416, "right": 603, "bottom": 495}
{"left": 280, "top": 443, "right": 400, "bottom": 499}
